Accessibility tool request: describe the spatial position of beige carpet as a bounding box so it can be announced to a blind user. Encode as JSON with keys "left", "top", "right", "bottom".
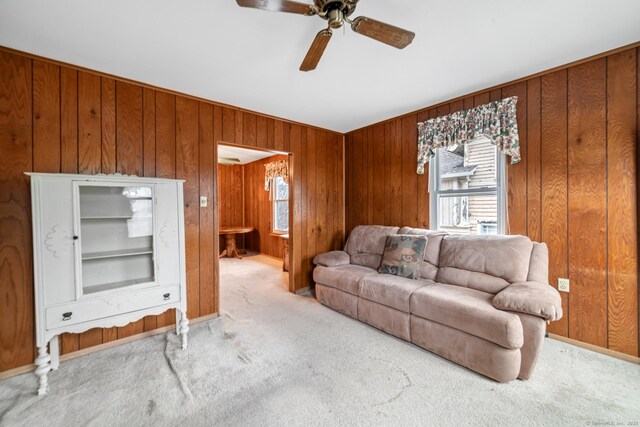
{"left": 1, "top": 253, "right": 639, "bottom": 426}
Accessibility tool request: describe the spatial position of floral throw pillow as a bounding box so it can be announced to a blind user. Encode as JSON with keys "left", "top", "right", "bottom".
{"left": 378, "top": 235, "right": 427, "bottom": 280}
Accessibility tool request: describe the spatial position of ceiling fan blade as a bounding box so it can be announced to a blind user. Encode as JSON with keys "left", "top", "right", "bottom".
{"left": 300, "top": 29, "right": 332, "bottom": 72}
{"left": 236, "top": 0, "right": 316, "bottom": 15}
{"left": 351, "top": 17, "right": 415, "bottom": 49}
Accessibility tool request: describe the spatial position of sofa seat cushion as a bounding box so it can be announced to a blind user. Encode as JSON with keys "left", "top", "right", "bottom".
{"left": 359, "top": 274, "right": 435, "bottom": 313}
{"left": 313, "top": 264, "right": 377, "bottom": 295}
{"left": 410, "top": 283, "right": 524, "bottom": 349}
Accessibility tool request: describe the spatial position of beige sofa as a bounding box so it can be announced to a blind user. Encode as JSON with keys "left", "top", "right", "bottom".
{"left": 312, "top": 225, "right": 563, "bottom": 382}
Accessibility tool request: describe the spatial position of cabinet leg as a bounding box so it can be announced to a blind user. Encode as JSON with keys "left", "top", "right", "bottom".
{"left": 34, "top": 345, "right": 51, "bottom": 396}
{"left": 179, "top": 311, "right": 189, "bottom": 350}
{"left": 49, "top": 336, "right": 60, "bottom": 371}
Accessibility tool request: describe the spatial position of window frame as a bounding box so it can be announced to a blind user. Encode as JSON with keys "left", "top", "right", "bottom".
{"left": 428, "top": 138, "right": 507, "bottom": 235}
{"left": 270, "top": 176, "right": 289, "bottom": 235}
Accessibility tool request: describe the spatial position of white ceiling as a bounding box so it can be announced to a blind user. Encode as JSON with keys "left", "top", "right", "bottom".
{"left": 1, "top": 1, "right": 639, "bottom": 133}
{"left": 218, "top": 144, "right": 278, "bottom": 165}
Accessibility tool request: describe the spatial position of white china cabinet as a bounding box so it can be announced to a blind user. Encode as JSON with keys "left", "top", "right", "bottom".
{"left": 26, "top": 173, "right": 189, "bottom": 395}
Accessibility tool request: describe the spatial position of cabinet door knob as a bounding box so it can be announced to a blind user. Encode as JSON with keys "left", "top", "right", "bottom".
{"left": 72, "top": 236, "right": 78, "bottom": 240}
{"left": 163, "top": 293, "right": 170, "bottom": 301}
{"left": 62, "top": 312, "right": 72, "bottom": 321}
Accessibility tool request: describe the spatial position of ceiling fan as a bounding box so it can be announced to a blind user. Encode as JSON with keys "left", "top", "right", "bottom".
{"left": 236, "top": 0, "right": 415, "bottom": 71}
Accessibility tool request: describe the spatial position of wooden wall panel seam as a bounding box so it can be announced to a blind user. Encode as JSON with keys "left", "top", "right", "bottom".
{"left": 0, "top": 52, "right": 35, "bottom": 368}
{"left": 606, "top": 50, "right": 638, "bottom": 354}
{"left": 602, "top": 64, "right": 609, "bottom": 347}
{"left": 565, "top": 68, "right": 570, "bottom": 340}
{"left": 30, "top": 60, "right": 34, "bottom": 172}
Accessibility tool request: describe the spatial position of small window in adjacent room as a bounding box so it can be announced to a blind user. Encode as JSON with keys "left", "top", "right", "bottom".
{"left": 429, "top": 137, "right": 506, "bottom": 235}
{"left": 271, "top": 176, "right": 289, "bottom": 233}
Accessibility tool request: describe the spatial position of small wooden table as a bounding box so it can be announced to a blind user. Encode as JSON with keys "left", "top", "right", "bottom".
{"left": 219, "top": 226, "right": 254, "bottom": 259}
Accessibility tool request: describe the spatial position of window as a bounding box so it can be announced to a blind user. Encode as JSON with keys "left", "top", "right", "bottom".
{"left": 429, "top": 137, "right": 506, "bottom": 235}
{"left": 271, "top": 176, "right": 289, "bottom": 233}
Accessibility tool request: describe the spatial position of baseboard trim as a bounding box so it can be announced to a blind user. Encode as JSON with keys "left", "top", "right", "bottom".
{"left": 0, "top": 312, "right": 219, "bottom": 380}
{"left": 548, "top": 333, "right": 640, "bottom": 364}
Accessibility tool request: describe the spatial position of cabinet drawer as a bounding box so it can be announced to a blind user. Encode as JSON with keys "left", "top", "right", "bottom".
{"left": 46, "top": 285, "right": 180, "bottom": 330}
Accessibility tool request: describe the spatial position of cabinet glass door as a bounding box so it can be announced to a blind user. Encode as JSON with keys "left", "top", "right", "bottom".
{"left": 76, "top": 183, "right": 156, "bottom": 295}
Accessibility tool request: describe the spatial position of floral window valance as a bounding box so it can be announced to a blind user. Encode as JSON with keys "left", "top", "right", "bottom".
{"left": 416, "top": 96, "right": 521, "bottom": 174}
{"left": 264, "top": 160, "right": 288, "bottom": 191}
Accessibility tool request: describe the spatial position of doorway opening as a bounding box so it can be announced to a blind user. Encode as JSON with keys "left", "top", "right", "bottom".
{"left": 214, "top": 142, "right": 295, "bottom": 306}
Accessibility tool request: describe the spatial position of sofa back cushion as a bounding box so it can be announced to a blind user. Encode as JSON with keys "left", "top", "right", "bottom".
{"left": 345, "top": 225, "right": 400, "bottom": 269}
{"left": 398, "top": 227, "right": 446, "bottom": 281}
{"left": 527, "top": 242, "right": 549, "bottom": 283}
{"left": 436, "top": 234, "right": 534, "bottom": 294}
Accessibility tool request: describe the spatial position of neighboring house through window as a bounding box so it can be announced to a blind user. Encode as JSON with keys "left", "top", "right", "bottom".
{"left": 429, "top": 137, "right": 506, "bottom": 235}
{"left": 271, "top": 176, "right": 289, "bottom": 233}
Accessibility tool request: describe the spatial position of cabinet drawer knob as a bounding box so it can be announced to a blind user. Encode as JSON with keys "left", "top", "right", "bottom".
{"left": 163, "top": 293, "right": 170, "bottom": 301}
{"left": 62, "top": 312, "right": 72, "bottom": 321}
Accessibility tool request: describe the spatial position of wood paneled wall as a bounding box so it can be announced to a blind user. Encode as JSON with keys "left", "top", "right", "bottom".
{"left": 0, "top": 48, "right": 344, "bottom": 372}
{"left": 217, "top": 164, "right": 245, "bottom": 251}
{"left": 345, "top": 47, "right": 639, "bottom": 357}
{"left": 244, "top": 154, "right": 289, "bottom": 259}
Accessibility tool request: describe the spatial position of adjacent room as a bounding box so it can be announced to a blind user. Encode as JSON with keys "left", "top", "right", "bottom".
{"left": 0, "top": 0, "right": 639, "bottom": 425}
{"left": 217, "top": 143, "right": 293, "bottom": 298}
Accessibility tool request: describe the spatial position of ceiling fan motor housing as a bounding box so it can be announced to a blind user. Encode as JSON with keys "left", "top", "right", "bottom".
{"left": 315, "top": 0, "right": 357, "bottom": 28}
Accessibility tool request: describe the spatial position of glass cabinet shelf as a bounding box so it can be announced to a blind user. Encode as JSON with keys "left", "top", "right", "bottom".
{"left": 83, "top": 276, "right": 155, "bottom": 295}
{"left": 82, "top": 248, "right": 154, "bottom": 261}
{"left": 77, "top": 184, "right": 156, "bottom": 295}
{"left": 81, "top": 216, "right": 136, "bottom": 220}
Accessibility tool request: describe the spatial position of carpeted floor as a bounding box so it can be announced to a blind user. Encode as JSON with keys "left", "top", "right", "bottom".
{"left": 1, "top": 253, "right": 639, "bottom": 426}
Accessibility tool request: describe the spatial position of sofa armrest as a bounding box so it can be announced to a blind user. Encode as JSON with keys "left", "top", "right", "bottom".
{"left": 493, "top": 281, "right": 563, "bottom": 321}
{"left": 313, "top": 251, "right": 351, "bottom": 267}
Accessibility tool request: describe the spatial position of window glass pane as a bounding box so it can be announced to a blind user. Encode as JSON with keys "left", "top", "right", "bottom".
{"left": 466, "top": 138, "right": 497, "bottom": 189}
{"left": 437, "top": 194, "right": 497, "bottom": 235}
{"left": 438, "top": 138, "right": 496, "bottom": 190}
{"left": 275, "top": 201, "right": 289, "bottom": 231}
{"left": 275, "top": 176, "right": 288, "bottom": 200}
